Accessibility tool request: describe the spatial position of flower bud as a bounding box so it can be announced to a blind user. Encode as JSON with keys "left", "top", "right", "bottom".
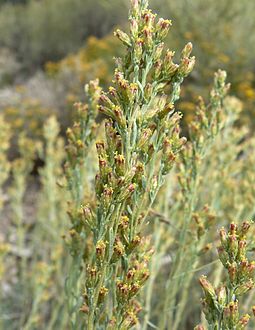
{"left": 130, "top": 282, "right": 140, "bottom": 296}
{"left": 142, "top": 10, "right": 156, "bottom": 29}
{"left": 76, "top": 139, "right": 84, "bottom": 149}
{"left": 130, "top": 18, "right": 139, "bottom": 37}
{"left": 238, "top": 240, "right": 247, "bottom": 261}
{"left": 127, "top": 83, "right": 138, "bottom": 103}
{"left": 239, "top": 221, "right": 251, "bottom": 238}
{"left": 98, "top": 104, "right": 114, "bottom": 119}
{"left": 96, "top": 240, "right": 106, "bottom": 260}
{"left": 96, "top": 140, "right": 105, "bottom": 157}
{"left": 178, "top": 56, "right": 195, "bottom": 77}
{"left": 153, "top": 60, "right": 162, "bottom": 80}
{"left": 109, "top": 86, "right": 118, "bottom": 99}
{"left": 198, "top": 243, "right": 212, "bottom": 256}
{"left": 134, "top": 38, "right": 144, "bottom": 62}
{"left": 235, "top": 279, "right": 254, "bottom": 296}
{"left": 164, "top": 49, "right": 174, "bottom": 67}
{"left": 162, "top": 150, "right": 176, "bottom": 174}
{"left": 228, "top": 263, "right": 237, "bottom": 284}
{"left": 158, "top": 102, "right": 174, "bottom": 119}
{"left": 156, "top": 18, "right": 172, "bottom": 40}
{"left": 82, "top": 205, "right": 93, "bottom": 225}
{"left": 98, "top": 287, "right": 108, "bottom": 305}
{"left": 115, "top": 154, "right": 126, "bottom": 176}
{"left": 132, "top": 300, "right": 142, "bottom": 314}
{"left": 144, "top": 83, "right": 153, "bottom": 101}
{"left": 118, "top": 181, "right": 136, "bottom": 201}
{"left": 87, "top": 265, "right": 97, "bottom": 283}
{"left": 216, "top": 286, "right": 227, "bottom": 305}
{"left": 143, "top": 27, "right": 153, "bottom": 49}
{"left": 66, "top": 127, "right": 75, "bottom": 142}
{"left": 230, "top": 222, "right": 237, "bottom": 235}
{"left": 138, "top": 128, "right": 152, "bottom": 149}
{"left": 181, "top": 42, "right": 193, "bottom": 58}
{"left": 98, "top": 156, "right": 108, "bottom": 176}
{"left": 114, "top": 106, "right": 126, "bottom": 127}
{"left": 85, "top": 79, "right": 100, "bottom": 96}
{"left": 124, "top": 310, "right": 138, "bottom": 327}
{"left": 199, "top": 275, "right": 216, "bottom": 300}
{"left": 118, "top": 282, "right": 129, "bottom": 298}
{"left": 228, "top": 301, "right": 239, "bottom": 324}
{"left": 114, "top": 238, "right": 125, "bottom": 257}
{"left": 154, "top": 42, "right": 164, "bottom": 61}
{"left": 119, "top": 216, "right": 129, "bottom": 231}
{"left": 100, "top": 92, "right": 114, "bottom": 108}
{"left": 139, "top": 269, "right": 150, "bottom": 284}
{"left": 102, "top": 186, "right": 114, "bottom": 207}
{"left": 126, "top": 268, "right": 136, "bottom": 281}
{"left": 114, "top": 29, "right": 131, "bottom": 47}
{"left": 95, "top": 173, "right": 103, "bottom": 196}
{"left": 217, "top": 246, "right": 229, "bottom": 267}
{"left": 238, "top": 314, "right": 250, "bottom": 327}
{"left": 128, "top": 235, "right": 141, "bottom": 253}
{"left": 228, "top": 234, "right": 238, "bottom": 260}
{"left": 215, "top": 69, "right": 227, "bottom": 88}
{"left": 130, "top": 0, "right": 139, "bottom": 17}
{"left": 247, "top": 261, "right": 255, "bottom": 276}
{"left": 219, "top": 227, "right": 227, "bottom": 247}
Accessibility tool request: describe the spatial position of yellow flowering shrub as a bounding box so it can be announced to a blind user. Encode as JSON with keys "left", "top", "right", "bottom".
{"left": 3, "top": 97, "right": 52, "bottom": 138}
{"left": 45, "top": 34, "right": 121, "bottom": 107}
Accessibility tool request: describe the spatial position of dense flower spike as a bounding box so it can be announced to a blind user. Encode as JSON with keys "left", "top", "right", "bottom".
{"left": 197, "top": 221, "right": 255, "bottom": 329}
{"left": 64, "top": 79, "right": 101, "bottom": 327}
{"left": 160, "top": 69, "right": 232, "bottom": 330}
{"left": 66, "top": 0, "right": 195, "bottom": 328}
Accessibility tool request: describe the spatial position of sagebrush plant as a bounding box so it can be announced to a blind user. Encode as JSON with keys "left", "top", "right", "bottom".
{"left": 65, "top": 0, "right": 196, "bottom": 328}
{"left": 21, "top": 117, "right": 69, "bottom": 330}
{"left": 8, "top": 134, "right": 36, "bottom": 278}
{"left": 197, "top": 222, "right": 255, "bottom": 330}
{"left": 1, "top": 1, "right": 255, "bottom": 330}
{"left": 159, "top": 70, "right": 233, "bottom": 330}
{"left": 1, "top": 118, "right": 70, "bottom": 330}
{"left": 37, "top": 116, "right": 66, "bottom": 234}
{"left": 136, "top": 92, "right": 255, "bottom": 329}
{"left": 64, "top": 79, "right": 101, "bottom": 328}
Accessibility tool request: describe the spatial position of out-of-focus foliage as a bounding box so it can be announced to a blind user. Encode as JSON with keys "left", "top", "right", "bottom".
{"left": 0, "top": 48, "right": 21, "bottom": 86}
{"left": 0, "top": 116, "right": 69, "bottom": 330}
{"left": 157, "top": 0, "right": 255, "bottom": 126}
{"left": 45, "top": 35, "right": 121, "bottom": 105}
{"left": 3, "top": 97, "right": 51, "bottom": 138}
{"left": 0, "top": 0, "right": 126, "bottom": 69}
{"left": 0, "top": 115, "right": 11, "bottom": 208}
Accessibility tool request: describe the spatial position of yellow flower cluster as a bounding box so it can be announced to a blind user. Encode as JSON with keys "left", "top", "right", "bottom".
{"left": 3, "top": 98, "right": 52, "bottom": 138}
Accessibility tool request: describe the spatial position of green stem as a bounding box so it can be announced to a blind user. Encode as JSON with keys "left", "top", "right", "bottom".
{"left": 142, "top": 221, "right": 163, "bottom": 330}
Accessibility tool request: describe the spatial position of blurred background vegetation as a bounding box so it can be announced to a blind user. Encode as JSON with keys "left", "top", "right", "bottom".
{"left": 0, "top": 0, "right": 255, "bottom": 138}
{"left": 1, "top": 1, "right": 255, "bottom": 329}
